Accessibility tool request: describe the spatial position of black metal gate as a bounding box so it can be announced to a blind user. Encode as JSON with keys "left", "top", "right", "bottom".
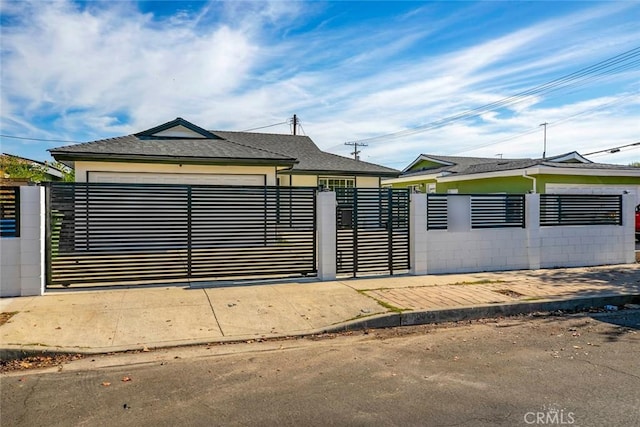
{"left": 46, "top": 183, "right": 317, "bottom": 287}
{"left": 336, "top": 188, "right": 410, "bottom": 277}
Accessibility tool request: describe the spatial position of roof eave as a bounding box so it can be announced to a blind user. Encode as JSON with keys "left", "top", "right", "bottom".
{"left": 48, "top": 152, "right": 298, "bottom": 167}
{"left": 435, "top": 165, "right": 640, "bottom": 182}
{"left": 402, "top": 154, "right": 455, "bottom": 173}
{"left": 278, "top": 168, "right": 399, "bottom": 177}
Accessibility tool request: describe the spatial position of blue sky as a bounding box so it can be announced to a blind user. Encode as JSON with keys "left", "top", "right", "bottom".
{"left": 1, "top": 0, "right": 639, "bottom": 168}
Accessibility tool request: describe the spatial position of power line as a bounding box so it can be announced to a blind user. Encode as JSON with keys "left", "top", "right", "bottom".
{"left": 584, "top": 141, "right": 640, "bottom": 156}
{"left": 450, "top": 92, "right": 639, "bottom": 155}
{"left": 341, "top": 46, "right": 640, "bottom": 146}
{"left": 0, "top": 134, "right": 83, "bottom": 143}
{"left": 588, "top": 145, "right": 639, "bottom": 160}
{"left": 241, "top": 121, "right": 288, "bottom": 132}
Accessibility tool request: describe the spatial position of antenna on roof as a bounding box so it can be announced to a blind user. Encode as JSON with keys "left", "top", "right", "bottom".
{"left": 290, "top": 114, "right": 298, "bottom": 135}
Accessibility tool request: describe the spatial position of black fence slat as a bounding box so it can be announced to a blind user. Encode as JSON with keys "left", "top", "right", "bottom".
{"left": 336, "top": 188, "right": 410, "bottom": 277}
{"left": 471, "top": 195, "right": 525, "bottom": 229}
{"left": 427, "top": 194, "right": 448, "bottom": 230}
{"left": 0, "top": 186, "right": 20, "bottom": 237}
{"left": 47, "top": 182, "right": 318, "bottom": 287}
{"left": 540, "top": 194, "right": 622, "bottom": 226}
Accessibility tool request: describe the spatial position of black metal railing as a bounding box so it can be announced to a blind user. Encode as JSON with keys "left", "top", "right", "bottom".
{"left": 540, "top": 194, "right": 622, "bottom": 226}
{"left": 47, "top": 182, "right": 317, "bottom": 287}
{"left": 426, "top": 194, "right": 448, "bottom": 230}
{"left": 471, "top": 194, "right": 526, "bottom": 229}
{"left": 336, "top": 188, "right": 410, "bottom": 277}
{"left": 0, "top": 186, "right": 20, "bottom": 237}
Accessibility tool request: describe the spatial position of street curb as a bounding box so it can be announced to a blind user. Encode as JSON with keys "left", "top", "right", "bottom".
{"left": 2, "top": 294, "right": 638, "bottom": 360}
{"left": 323, "top": 294, "right": 640, "bottom": 332}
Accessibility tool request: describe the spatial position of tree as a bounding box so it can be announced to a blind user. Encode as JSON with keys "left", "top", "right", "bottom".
{"left": 0, "top": 154, "right": 73, "bottom": 182}
{"left": 629, "top": 161, "right": 640, "bottom": 167}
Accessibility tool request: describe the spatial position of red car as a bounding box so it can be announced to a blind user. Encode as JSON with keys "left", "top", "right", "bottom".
{"left": 636, "top": 205, "right": 640, "bottom": 240}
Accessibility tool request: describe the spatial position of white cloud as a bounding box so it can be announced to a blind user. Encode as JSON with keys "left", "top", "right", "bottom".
{"left": 1, "top": 0, "right": 639, "bottom": 166}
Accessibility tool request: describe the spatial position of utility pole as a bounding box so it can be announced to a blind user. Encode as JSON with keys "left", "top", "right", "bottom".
{"left": 344, "top": 141, "right": 368, "bottom": 161}
{"left": 291, "top": 114, "right": 298, "bottom": 135}
{"left": 539, "top": 122, "right": 548, "bottom": 159}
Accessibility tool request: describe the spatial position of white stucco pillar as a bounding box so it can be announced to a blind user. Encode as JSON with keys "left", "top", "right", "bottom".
{"left": 317, "top": 191, "right": 336, "bottom": 281}
{"left": 410, "top": 193, "right": 428, "bottom": 275}
{"left": 525, "top": 193, "right": 541, "bottom": 270}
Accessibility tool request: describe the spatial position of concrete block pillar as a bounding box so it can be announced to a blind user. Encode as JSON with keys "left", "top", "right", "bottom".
{"left": 317, "top": 191, "right": 336, "bottom": 281}
{"left": 622, "top": 193, "right": 636, "bottom": 264}
{"left": 410, "top": 193, "right": 428, "bottom": 275}
{"left": 525, "top": 193, "right": 541, "bottom": 270}
{"left": 1, "top": 186, "right": 46, "bottom": 297}
{"left": 20, "top": 186, "right": 46, "bottom": 296}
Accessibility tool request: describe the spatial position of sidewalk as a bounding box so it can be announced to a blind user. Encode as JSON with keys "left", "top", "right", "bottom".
{"left": 1, "top": 264, "right": 639, "bottom": 356}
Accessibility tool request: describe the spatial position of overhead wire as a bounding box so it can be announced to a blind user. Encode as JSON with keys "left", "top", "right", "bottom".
{"left": 587, "top": 145, "right": 639, "bottom": 160}
{"left": 241, "top": 121, "right": 289, "bottom": 132}
{"left": 339, "top": 46, "right": 640, "bottom": 147}
{"left": 584, "top": 141, "right": 640, "bottom": 156}
{"left": 0, "top": 134, "right": 83, "bottom": 143}
{"left": 450, "top": 91, "right": 639, "bottom": 155}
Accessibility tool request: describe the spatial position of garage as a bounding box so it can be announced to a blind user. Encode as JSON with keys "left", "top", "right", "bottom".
{"left": 87, "top": 171, "right": 266, "bottom": 186}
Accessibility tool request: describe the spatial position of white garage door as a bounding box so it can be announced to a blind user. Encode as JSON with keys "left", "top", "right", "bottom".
{"left": 546, "top": 184, "right": 640, "bottom": 206}
{"left": 88, "top": 172, "right": 266, "bottom": 186}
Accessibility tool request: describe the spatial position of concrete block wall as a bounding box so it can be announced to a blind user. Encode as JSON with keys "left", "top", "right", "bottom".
{"left": 539, "top": 194, "right": 636, "bottom": 268}
{"left": 540, "top": 226, "right": 625, "bottom": 268}
{"left": 411, "top": 193, "right": 634, "bottom": 276}
{"left": 0, "top": 186, "right": 45, "bottom": 297}
{"left": 426, "top": 228, "right": 530, "bottom": 274}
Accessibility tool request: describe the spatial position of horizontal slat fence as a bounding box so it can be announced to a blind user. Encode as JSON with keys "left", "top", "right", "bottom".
{"left": 540, "top": 194, "right": 622, "bottom": 226}
{"left": 336, "top": 188, "right": 410, "bottom": 276}
{"left": 426, "top": 194, "right": 448, "bottom": 230}
{"left": 0, "top": 186, "right": 20, "bottom": 237}
{"left": 471, "top": 194, "right": 525, "bottom": 229}
{"left": 47, "top": 183, "right": 316, "bottom": 287}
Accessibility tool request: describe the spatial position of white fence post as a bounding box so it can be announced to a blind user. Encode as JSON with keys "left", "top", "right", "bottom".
{"left": 410, "top": 193, "right": 428, "bottom": 275}
{"left": 526, "top": 193, "right": 541, "bottom": 270}
{"left": 317, "top": 191, "right": 336, "bottom": 281}
{"left": 0, "top": 186, "right": 45, "bottom": 297}
{"left": 20, "top": 186, "right": 45, "bottom": 296}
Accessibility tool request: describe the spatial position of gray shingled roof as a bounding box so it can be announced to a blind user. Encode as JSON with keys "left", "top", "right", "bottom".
{"left": 402, "top": 153, "right": 637, "bottom": 177}
{"left": 50, "top": 134, "right": 295, "bottom": 163}
{"left": 49, "top": 119, "right": 399, "bottom": 176}
{"left": 212, "top": 130, "right": 399, "bottom": 176}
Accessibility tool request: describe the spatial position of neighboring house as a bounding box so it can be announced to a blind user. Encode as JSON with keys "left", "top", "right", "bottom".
{"left": 1, "top": 153, "right": 66, "bottom": 184}
{"left": 384, "top": 151, "right": 640, "bottom": 202}
{"left": 49, "top": 118, "right": 399, "bottom": 188}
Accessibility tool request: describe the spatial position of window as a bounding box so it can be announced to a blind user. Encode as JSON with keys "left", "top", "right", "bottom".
{"left": 318, "top": 177, "right": 355, "bottom": 191}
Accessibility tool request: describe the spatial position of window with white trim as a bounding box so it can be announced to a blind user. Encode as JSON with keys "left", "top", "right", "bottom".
{"left": 318, "top": 177, "right": 355, "bottom": 191}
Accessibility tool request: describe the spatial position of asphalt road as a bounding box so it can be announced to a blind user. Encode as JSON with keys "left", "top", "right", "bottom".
{"left": 2, "top": 310, "right": 639, "bottom": 427}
